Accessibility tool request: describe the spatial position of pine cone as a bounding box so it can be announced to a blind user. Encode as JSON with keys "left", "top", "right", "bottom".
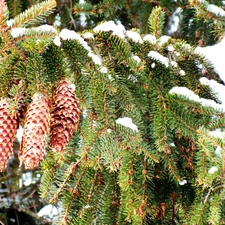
{"left": 0, "top": 99, "right": 18, "bottom": 171}
{"left": 50, "top": 81, "right": 80, "bottom": 152}
{"left": 19, "top": 92, "right": 50, "bottom": 169}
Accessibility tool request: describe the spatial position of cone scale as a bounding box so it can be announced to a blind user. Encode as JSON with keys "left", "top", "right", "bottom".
{"left": 0, "top": 99, "right": 18, "bottom": 171}
{"left": 50, "top": 81, "right": 80, "bottom": 152}
{"left": 19, "top": 92, "right": 50, "bottom": 169}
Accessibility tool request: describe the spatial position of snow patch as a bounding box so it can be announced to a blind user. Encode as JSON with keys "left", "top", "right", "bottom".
{"left": 195, "top": 37, "right": 225, "bottom": 83}
{"left": 143, "top": 34, "right": 156, "bottom": 44}
{"left": 59, "top": 29, "right": 92, "bottom": 52}
{"left": 116, "top": 117, "right": 138, "bottom": 132}
{"left": 169, "top": 87, "right": 224, "bottom": 111}
{"left": 11, "top": 28, "right": 26, "bottom": 38}
{"left": 88, "top": 52, "right": 102, "bottom": 65}
{"left": 133, "top": 55, "right": 141, "bottom": 63}
{"left": 208, "top": 129, "right": 224, "bottom": 139}
{"left": 93, "top": 21, "right": 126, "bottom": 39}
{"left": 83, "top": 32, "right": 94, "bottom": 39}
{"left": 53, "top": 36, "right": 61, "bottom": 46}
{"left": 200, "top": 77, "right": 225, "bottom": 105}
{"left": 38, "top": 204, "right": 59, "bottom": 218}
{"left": 151, "top": 63, "right": 156, "bottom": 68}
{"left": 167, "top": 44, "right": 175, "bottom": 52}
{"left": 171, "top": 61, "right": 177, "bottom": 67}
{"left": 208, "top": 166, "right": 218, "bottom": 174}
{"left": 179, "top": 179, "right": 187, "bottom": 185}
{"left": 158, "top": 35, "right": 171, "bottom": 45}
{"left": 148, "top": 51, "right": 169, "bottom": 67}
{"left": 180, "top": 70, "right": 185, "bottom": 76}
{"left": 16, "top": 125, "right": 24, "bottom": 143}
{"left": 126, "top": 30, "right": 143, "bottom": 43}
{"left": 100, "top": 66, "right": 108, "bottom": 73}
{"left": 207, "top": 4, "right": 225, "bottom": 17}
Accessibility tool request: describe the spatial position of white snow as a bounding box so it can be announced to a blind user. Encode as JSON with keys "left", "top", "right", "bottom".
{"left": 171, "top": 61, "right": 177, "bottom": 67}
{"left": 175, "top": 51, "right": 180, "bottom": 57}
{"left": 82, "top": 109, "right": 88, "bottom": 118}
{"left": 112, "top": 24, "right": 126, "bottom": 39}
{"left": 179, "top": 70, "right": 185, "bottom": 76}
{"left": 179, "top": 179, "right": 187, "bottom": 185}
{"left": 158, "top": 35, "right": 171, "bottom": 45}
{"left": 132, "top": 55, "right": 141, "bottom": 63}
{"left": 11, "top": 28, "right": 26, "bottom": 38}
{"left": 207, "top": 4, "right": 225, "bottom": 17}
{"left": 148, "top": 51, "right": 169, "bottom": 67}
{"left": 35, "top": 25, "right": 57, "bottom": 33}
{"left": 169, "top": 87, "right": 224, "bottom": 111}
{"left": 6, "top": 19, "right": 15, "bottom": 27}
{"left": 151, "top": 63, "right": 156, "bottom": 68}
{"left": 126, "top": 30, "right": 143, "bottom": 43}
{"left": 195, "top": 37, "right": 225, "bottom": 83}
{"left": 60, "top": 29, "right": 92, "bottom": 52}
{"left": 143, "top": 34, "right": 156, "bottom": 44}
{"left": 208, "top": 166, "right": 218, "bottom": 174}
{"left": 59, "top": 29, "right": 79, "bottom": 40}
{"left": 59, "top": 29, "right": 104, "bottom": 66}
{"left": 200, "top": 77, "right": 225, "bottom": 104}
{"left": 68, "top": 83, "right": 76, "bottom": 91}
{"left": 53, "top": 36, "right": 61, "bottom": 46}
{"left": 38, "top": 204, "right": 59, "bottom": 218}
{"left": 167, "top": 44, "right": 175, "bottom": 52}
{"left": 208, "top": 129, "right": 224, "bottom": 139}
{"left": 83, "top": 32, "right": 94, "bottom": 39}
{"left": 11, "top": 25, "right": 57, "bottom": 38}
{"left": 215, "top": 146, "right": 222, "bottom": 157}
{"left": 16, "top": 125, "right": 24, "bottom": 143}
{"left": 88, "top": 52, "right": 102, "bottom": 65}
{"left": 116, "top": 117, "right": 138, "bottom": 132}
{"left": 93, "top": 21, "right": 126, "bottom": 39}
{"left": 100, "top": 66, "right": 108, "bottom": 73}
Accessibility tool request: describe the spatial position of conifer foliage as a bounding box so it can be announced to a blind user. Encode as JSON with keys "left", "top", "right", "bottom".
{"left": 1, "top": 0, "right": 225, "bottom": 224}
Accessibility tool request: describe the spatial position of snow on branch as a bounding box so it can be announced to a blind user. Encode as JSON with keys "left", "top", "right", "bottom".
{"left": 148, "top": 51, "right": 169, "bottom": 67}
{"left": 169, "top": 86, "right": 224, "bottom": 111}
{"left": 116, "top": 117, "right": 138, "bottom": 132}
{"left": 93, "top": 21, "right": 126, "bottom": 39}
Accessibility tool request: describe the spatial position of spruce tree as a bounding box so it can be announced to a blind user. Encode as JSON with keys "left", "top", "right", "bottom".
{"left": 1, "top": 0, "right": 225, "bottom": 224}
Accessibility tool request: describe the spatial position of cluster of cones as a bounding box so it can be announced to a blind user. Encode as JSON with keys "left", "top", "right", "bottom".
{"left": 0, "top": 81, "right": 80, "bottom": 171}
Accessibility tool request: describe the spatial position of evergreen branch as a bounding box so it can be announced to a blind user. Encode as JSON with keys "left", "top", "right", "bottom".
{"left": 12, "top": 0, "right": 56, "bottom": 27}
{"left": 148, "top": 6, "right": 165, "bottom": 38}
{"left": 39, "top": 168, "right": 56, "bottom": 199}
{"left": 190, "top": 0, "right": 225, "bottom": 22}
{"left": 40, "top": 152, "right": 68, "bottom": 199}
{"left": 80, "top": 126, "right": 107, "bottom": 158}
{"left": 86, "top": 168, "right": 99, "bottom": 205}
{"left": 197, "top": 128, "right": 224, "bottom": 149}
{"left": 49, "top": 162, "right": 79, "bottom": 203}
{"left": 0, "top": 31, "right": 26, "bottom": 58}
{"left": 60, "top": 166, "right": 87, "bottom": 225}
{"left": 14, "top": 31, "right": 57, "bottom": 42}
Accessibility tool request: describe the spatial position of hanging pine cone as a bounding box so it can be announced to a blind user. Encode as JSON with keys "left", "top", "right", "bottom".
{"left": 0, "top": 99, "right": 18, "bottom": 171}
{"left": 19, "top": 92, "right": 50, "bottom": 169}
{"left": 50, "top": 80, "right": 80, "bottom": 152}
